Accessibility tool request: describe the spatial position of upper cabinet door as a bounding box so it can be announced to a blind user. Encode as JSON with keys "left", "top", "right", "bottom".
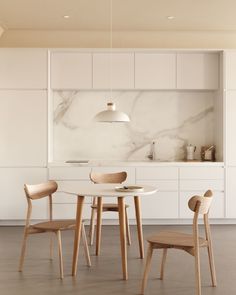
{"left": 0, "top": 49, "right": 47, "bottom": 89}
{"left": 93, "top": 53, "right": 134, "bottom": 89}
{"left": 0, "top": 90, "right": 47, "bottom": 167}
{"left": 135, "top": 53, "right": 176, "bottom": 89}
{"left": 177, "top": 53, "right": 219, "bottom": 89}
{"left": 51, "top": 52, "right": 92, "bottom": 89}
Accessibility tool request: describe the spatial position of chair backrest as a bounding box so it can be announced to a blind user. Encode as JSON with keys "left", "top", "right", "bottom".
{"left": 24, "top": 181, "right": 58, "bottom": 200}
{"left": 90, "top": 171, "right": 127, "bottom": 184}
{"left": 188, "top": 190, "right": 214, "bottom": 251}
{"left": 188, "top": 190, "right": 213, "bottom": 215}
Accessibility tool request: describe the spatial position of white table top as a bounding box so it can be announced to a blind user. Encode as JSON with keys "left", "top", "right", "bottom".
{"left": 60, "top": 183, "right": 158, "bottom": 197}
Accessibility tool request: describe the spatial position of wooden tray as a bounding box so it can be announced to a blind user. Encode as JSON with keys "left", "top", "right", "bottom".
{"left": 115, "top": 186, "right": 144, "bottom": 192}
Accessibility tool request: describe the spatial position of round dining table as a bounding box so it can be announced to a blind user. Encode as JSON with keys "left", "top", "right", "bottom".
{"left": 60, "top": 183, "right": 158, "bottom": 280}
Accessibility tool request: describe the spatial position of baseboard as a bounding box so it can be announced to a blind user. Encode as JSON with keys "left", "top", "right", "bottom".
{"left": 1, "top": 218, "right": 236, "bottom": 226}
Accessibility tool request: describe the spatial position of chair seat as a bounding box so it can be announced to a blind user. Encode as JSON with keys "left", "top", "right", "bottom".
{"left": 32, "top": 219, "right": 76, "bottom": 231}
{"left": 91, "top": 203, "right": 129, "bottom": 211}
{"left": 147, "top": 231, "right": 208, "bottom": 248}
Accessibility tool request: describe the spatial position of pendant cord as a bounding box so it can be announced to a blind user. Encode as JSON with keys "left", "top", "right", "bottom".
{"left": 110, "top": 0, "right": 113, "bottom": 100}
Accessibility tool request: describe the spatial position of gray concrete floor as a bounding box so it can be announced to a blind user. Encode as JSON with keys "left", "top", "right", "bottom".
{"left": 0, "top": 225, "right": 236, "bottom": 295}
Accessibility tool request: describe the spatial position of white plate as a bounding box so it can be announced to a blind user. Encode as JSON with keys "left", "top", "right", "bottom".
{"left": 115, "top": 186, "right": 144, "bottom": 192}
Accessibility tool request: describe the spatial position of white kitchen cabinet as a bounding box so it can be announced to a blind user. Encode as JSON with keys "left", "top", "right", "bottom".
{"left": 177, "top": 53, "right": 219, "bottom": 89}
{"left": 226, "top": 167, "right": 236, "bottom": 218}
{"left": 52, "top": 180, "right": 92, "bottom": 219}
{"left": 0, "top": 90, "right": 47, "bottom": 167}
{"left": 0, "top": 49, "right": 47, "bottom": 89}
{"left": 136, "top": 167, "right": 178, "bottom": 180}
{"left": 140, "top": 191, "right": 178, "bottom": 219}
{"left": 0, "top": 168, "right": 47, "bottom": 220}
{"left": 93, "top": 53, "right": 134, "bottom": 89}
{"left": 226, "top": 91, "right": 236, "bottom": 165}
{"left": 53, "top": 180, "right": 92, "bottom": 204}
{"left": 50, "top": 52, "right": 92, "bottom": 89}
{"left": 225, "top": 51, "right": 236, "bottom": 89}
{"left": 136, "top": 170, "right": 178, "bottom": 219}
{"left": 179, "top": 191, "right": 224, "bottom": 219}
{"left": 49, "top": 167, "right": 92, "bottom": 219}
{"left": 179, "top": 166, "right": 224, "bottom": 218}
{"left": 180, "top": 180, "right": 224, "bottom": 191}
{"left": 49, "top": 167, "right": 92, "bottom": 180}
{"left": 135, "top": 53, "right": 176, "bottom": 89}
{"left": 179, "top": 167, "right": 224, "bottom": 180}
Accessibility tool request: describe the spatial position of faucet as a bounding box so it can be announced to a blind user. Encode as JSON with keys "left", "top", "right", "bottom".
{"left": 147, "top": 141, "right": 156, "bottom": 161}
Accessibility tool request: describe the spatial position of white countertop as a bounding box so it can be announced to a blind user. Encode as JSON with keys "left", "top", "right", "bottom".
{"left": 48, "top": 160, "right": 224, "bottom": 167}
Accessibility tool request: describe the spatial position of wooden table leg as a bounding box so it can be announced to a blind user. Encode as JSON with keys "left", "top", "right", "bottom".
{"left": 134, "top": 196, "right": 144, "bottom": 259}
{"left": 118, "top": 196, "right": 128, "bottom": 280}
{"left": 96, "top": 197, "right": 103, "bottom": 256}
{"left": 72, "top": 195, "right": 85, "bottom": 276}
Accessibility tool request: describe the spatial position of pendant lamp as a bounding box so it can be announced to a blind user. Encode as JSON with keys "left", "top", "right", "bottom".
{"left": 94, "top": 0, "right": 130, "bottom": 123}
{"left": 94, "top": 102, "right": 130, "bottom": 122}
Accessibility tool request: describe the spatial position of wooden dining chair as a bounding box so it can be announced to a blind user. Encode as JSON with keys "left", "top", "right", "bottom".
{"left": 141, "top": 190, "right": 217, "bottom": 295}
{"left": 18, "top": 180, "right": 91, "bottom": 279}
{"left": 89, "top": 171, "right": 131, "bottom": 246}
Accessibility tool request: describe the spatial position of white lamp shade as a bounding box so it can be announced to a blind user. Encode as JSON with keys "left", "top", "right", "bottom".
{"left": 94, "top": 103, "right": 130, "bottom": 123}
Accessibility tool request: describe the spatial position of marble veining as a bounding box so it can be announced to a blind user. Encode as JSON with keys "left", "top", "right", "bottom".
{"left": 52, "top": 90, "right": 215, "bottom": 161}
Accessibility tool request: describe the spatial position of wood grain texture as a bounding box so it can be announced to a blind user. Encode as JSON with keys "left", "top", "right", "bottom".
{"left": 141, "top": 190, "right": 216, "bottom": 295}
{"left": 118, "top": 197, "right": 128, "bottom": 280}
{"left": 134, "top": 196, "right": 144, "bottom": 259}
{"left": 20, "top": 182, "right": 91, "bottom": 279}
{"left": 72, "top": 195, "right": 85, "bottom": 276}
{"left": 89, "top": 171, "right": 131, "bottom": 250}
{"left": 96, "top": 197, "right": 103, "bottom": 256}
{"left": 90, "top": 171, "right": 127, "bottom": 184}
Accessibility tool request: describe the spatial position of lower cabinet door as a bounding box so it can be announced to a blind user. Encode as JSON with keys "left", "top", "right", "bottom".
{"left": 179, "top": 191, "right": 225, "bottom": 219}
{"left": 140, "top": 191, "right": 179, "bottom": 219}
{"left": 0, "top": 168, "right": 47, "bottom": 220}
{"left": 226, "top": 167, "right": 236, "bottom": 218}
{"left": 52, "top": 180, "right": 92, "bottom": 220}
{"left": 53, "top": 203, "right": 92, "bottom": 220}
{"left": 134, "top": 179, "right": 178, "bottom": 219}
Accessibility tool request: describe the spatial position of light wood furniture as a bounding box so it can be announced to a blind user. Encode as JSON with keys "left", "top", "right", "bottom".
{"left": 60, "top": 183, "right": 157, "bottom": 280}
{"left": 89, "top": 171, "right": 131, "bottom": 249}
{"left": 141, "top": 190, "right": 217, "bottom": 295}
{"left": 18, "top": 180, "right": 91, "bottom": 279}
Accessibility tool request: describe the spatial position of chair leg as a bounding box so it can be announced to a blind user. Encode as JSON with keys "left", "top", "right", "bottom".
{"left": 89, "top": 207, "right": 96, "bottom": 246}
{"left": 141, "top": 243, "right": 153, "bottom": 294}
{"left": 18, "top": 230, "right": 29, "bottom": 272}
{"left": 207, "top": 244, "right": 217, "bottom": 287}
{"left": 96, "top": 197, "right": 103, "bottom": 256}
{"left": 160, "top": 248, "right": 167, "bottom": 280}
{"left": 56, "top": 230, "right": 64, "bottom": 279}
{"left": 125, "top": 208, "right": 131, "bottom": 246}
{"left": 50, "top": 233, "right": 54, "bottom": 260}
{"left": 194, "top": 246, "right": 201, "bottom": 295}
{"left": 81, "top": 223, "right": 91, "bottom": 267}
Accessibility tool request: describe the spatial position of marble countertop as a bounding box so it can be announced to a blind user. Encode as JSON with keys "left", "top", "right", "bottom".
{"left": 48, "top": 160, "right": 224, "bottom": 167}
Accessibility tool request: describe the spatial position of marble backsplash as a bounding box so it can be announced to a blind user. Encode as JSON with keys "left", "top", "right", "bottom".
{"left": 52, "top": 90, "right": 215, "bottom": 162}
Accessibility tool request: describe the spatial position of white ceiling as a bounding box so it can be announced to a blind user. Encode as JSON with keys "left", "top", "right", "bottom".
{"left": 0, "top": 0, "right": 236, "bottom": 31}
